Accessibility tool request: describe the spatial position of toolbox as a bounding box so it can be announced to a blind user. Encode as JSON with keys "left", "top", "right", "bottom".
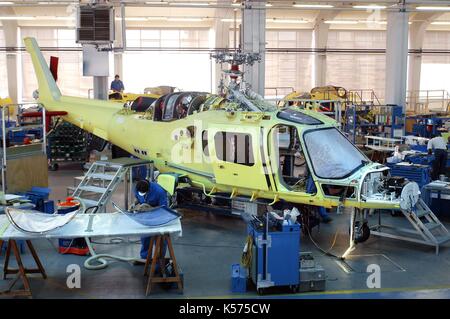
{"left": 299, "top": 252, "right": 326, "bottom": 292}
{"left": 248, "top": 219, "right": 300, "bottom": 292}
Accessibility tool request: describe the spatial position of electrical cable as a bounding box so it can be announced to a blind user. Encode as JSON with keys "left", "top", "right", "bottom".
{"left": 240, "top": 235, "right": 253, "bottom": 268}
{"left": 305, "top": 222, "right": 341, "bottom": 259}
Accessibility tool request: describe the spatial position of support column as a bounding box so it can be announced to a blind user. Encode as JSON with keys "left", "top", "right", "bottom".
{"left": 313, "top": 22, "right": 329, "bottom": 88}
{"left": 93, "top": 77, "right": 109, "bottom": 100}
{"left": 313, "top": 12, "right": 337, "bottom": 88}
{"left": 3, "top": 21, "right": 18, "bottom": 103}
{"left": 385, "top": 10, "right": 409, "bottom": 109}
{"left": 114, "top": 8, "right": 124, "bottom": 83}
{"left": 241, "top": 0, "right": 265, "bottom": 96}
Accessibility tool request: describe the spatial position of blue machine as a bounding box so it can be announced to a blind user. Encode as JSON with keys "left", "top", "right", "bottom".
{"left": 248, "top": 217, "right": 300, "bottom": 294}
{"left": 386, "top": 162, "right": 431, "bottom": 188}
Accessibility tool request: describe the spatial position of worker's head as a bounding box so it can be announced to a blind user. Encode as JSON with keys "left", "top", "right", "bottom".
{"left": 136, "top": 180, "right": 150, "bottom": 196}
{"left": 115, "top": 74, "right": 120, "bottom": 80}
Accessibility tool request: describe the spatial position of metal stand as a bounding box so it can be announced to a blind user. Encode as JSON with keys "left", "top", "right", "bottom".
{"left": 71, "top": 157, "right": 153, "bottom": 213}
{"left": 143, "top": 234, "right": 183, "bottom": 295}
{"left": 370, "top": 199, "right": 450, "bottom": 255}
{"left": 0, "top": 240, "right": 47, "bottom": 298}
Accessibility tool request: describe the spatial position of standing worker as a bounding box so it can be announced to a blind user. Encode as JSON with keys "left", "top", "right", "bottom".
{"left": 427, "top": 134, "right": 449, "bottom": 180}
{"left": 110, "top": 74, "right": 125, "bottom": 93}
{"left": 134, "top": 179, "right": 168, "bottom": 260}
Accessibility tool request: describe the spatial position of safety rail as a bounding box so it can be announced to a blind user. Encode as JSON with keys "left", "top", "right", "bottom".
{"left": 264, "top": 86, "right": 295, "bottom": 99}
{"left": 347, "top": 89, "right": 382, "bottom": 106}
{"left": 406, "top": 89, "right": 450, "bottom": 114}
{"left": 365, "top": 136, "right": 403, "bottom": 152}
{"left": 1, "top": 103, "right": 47, "bottom": 193}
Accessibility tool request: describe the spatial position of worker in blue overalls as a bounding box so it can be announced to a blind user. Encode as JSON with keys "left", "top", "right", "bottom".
{"left": 134, "top": 179, "right": 168, "bottom": 259}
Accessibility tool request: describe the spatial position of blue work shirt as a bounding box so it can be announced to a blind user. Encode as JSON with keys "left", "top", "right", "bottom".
{"left": 134, "top": 182, "right": 167, "bottom": 207}
{"left": 110, "top": 79, "right": 124, "bottom": 92}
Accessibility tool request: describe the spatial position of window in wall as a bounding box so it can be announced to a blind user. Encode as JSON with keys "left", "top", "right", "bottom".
{"left": 326, "top": 30, "right": 386, "bottom": 102}
{"left": 420, "top": 31, "right": 450, "bottom": 94}
{"left": 214, "top": 132, "right": 254, "bottom": 166}
{"left": 0, "top": 29, "right": 8, "bottom": 97}
{"left": 19, "top": 27, "right": 92, "bottom": 101}
{"left": 265, "top": 29, "right": 314, "bottom": 98}
{"left": 123, "top": 28, "right": 212, "bottom": 93}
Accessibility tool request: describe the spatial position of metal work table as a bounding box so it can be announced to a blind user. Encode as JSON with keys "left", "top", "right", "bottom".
{"left": 0, "top": 213, "right": 182, "bottom": 298}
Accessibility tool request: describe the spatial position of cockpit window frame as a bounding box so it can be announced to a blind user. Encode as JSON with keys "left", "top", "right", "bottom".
{"left": 301, "top": 127, "right": 370, "bottom": 180}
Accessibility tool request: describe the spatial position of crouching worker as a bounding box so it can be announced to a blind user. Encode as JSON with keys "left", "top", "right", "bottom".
{"left": 134, "top": 179, "right": 168, "bottom": 260}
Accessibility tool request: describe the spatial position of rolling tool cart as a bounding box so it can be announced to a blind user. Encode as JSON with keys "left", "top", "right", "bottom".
{"left": 247, "top": 213, "right": 301, "bottom": 294}
{"left": 47, "top": 121, "right": 89, "bottom": 171}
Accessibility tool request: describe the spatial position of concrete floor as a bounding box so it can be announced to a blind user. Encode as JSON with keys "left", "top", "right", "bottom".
{"left": 1, "top": 162, "right": 450, "bottom": 299}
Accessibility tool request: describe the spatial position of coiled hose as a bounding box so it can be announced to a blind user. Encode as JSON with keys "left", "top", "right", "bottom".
{"left": 82, "top": 204, "right": 145, "bottom": 270}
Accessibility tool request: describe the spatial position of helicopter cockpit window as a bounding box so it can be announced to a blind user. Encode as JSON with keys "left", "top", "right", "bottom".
{"left": 304, "top": 127, "right": 368, "bottom": 179}
{"left": 214, "top": 132, "right": 254, "bottom": 166}
{"left": 277, "top": 109, "right": 323, "bottom": 125}
{"left": 273, "top": 125, "right": 308, "bottom": 192}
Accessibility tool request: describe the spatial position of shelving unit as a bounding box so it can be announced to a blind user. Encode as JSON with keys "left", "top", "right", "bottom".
{"left": 1, "top": 103, "right": 47, "bottom": 193}
{"left": 344, "top": 104, "right": 404, "bottom": 144}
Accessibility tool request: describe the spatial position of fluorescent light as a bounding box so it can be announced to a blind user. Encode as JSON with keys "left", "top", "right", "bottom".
{"left": 146, "top": 1, "right": 169, "bottom": 4}
{"left": 431, "top": 21, "right": 450, "bottom": 25}
{"left": 0, "top": 2, "right": 14, "bottom": 5}
{"left": 167, "top": 17, "right": 204, "bottom": 22}
{"left": 353, "top": 5, "right": 387, "bottom": 10}
{"left": 146, "top": 17, "right": 168, "bottom": 21}
{"left": 221, "top": 18, "right": 241, "bottom": 23}
{"left": 324, "top": 20, "right": 358, "bottom": 24}
{"left": 268, "top": 18, "right": 309, "bottom": 24}
{"left": 0, "top": 16, "right": 36, "bottom": 20}
{"left": 170, "top": 2, "right": 209, "bottom": 6}
{"left": 54, "top": 16, "right": 75, "bottom": 20}
{"left": 293, "top": 4, "right": 334, "bottom": 8}
{"left": 125, "top": 17, "right": 147, "bottom": 21}
{"left": 266, "top": 2, "right": 273, "bottom": 7}
{"left": 416, "top": 6, "right": 450, "bottom": 11}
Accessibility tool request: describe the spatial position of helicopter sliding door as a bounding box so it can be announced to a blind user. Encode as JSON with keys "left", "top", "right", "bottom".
{"left": 208, "top": 127, "right": 270, "bottom": 191}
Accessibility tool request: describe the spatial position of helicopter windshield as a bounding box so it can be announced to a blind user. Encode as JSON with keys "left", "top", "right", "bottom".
{"left": 303, "top": 128, "right": 368, "bottom": 179}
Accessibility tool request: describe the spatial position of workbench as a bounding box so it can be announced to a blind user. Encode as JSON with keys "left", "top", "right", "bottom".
{"left": 0, "top": 212, "right": 182, "bottom": 297}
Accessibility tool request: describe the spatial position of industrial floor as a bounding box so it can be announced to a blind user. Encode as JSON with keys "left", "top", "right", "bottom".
{"left": 1, "top": 163, "right": 450, "bottom": 299}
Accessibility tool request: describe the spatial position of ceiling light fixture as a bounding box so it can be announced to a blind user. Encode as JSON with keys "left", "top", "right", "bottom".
{"left": 170, "top": 2, "right": 209, "bottom": 6}
{"left": 167, "top": 17, "right": 204, "bottom": 21}
{"left": 416, "top": 6, "right": 450, "bottom": 11}
{"left": 268, "top": 18, "right": 309, "bottom": 24}
{"left": 353, "top": 5, "right": 387, "bottom": 10}
{"left": 221, "top": 18, "right": 241, "bottom": 23}
{"left": 293, "top": 4, "right": 334, "bottom": 9}
{"left": 145, "top": 1, "right": 169, "bottom": 4}
{"left": 0, "top": 16, "right": 36, "bottom": 20}
{"left": 324, "top": 20, "right": 359, "bottom": 24}
{"left": 431, "top": 21, "right": 450, "bottom": 25}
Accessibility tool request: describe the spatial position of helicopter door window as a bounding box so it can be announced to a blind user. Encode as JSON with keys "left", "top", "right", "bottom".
{"left": 214, "top": 132, "right": 254, "bottom": 166}
{"left": 274, "top": 125, "right": 308, "bottom": 191}
{"left": 202, "top": 130, "right": 209, "bottom": 157}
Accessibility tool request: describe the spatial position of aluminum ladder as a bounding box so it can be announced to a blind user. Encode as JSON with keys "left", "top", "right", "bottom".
{"left": 71, "top": 157, "right": 153, "bottom": 213}
{"left": 370, "top": 199, "right": 450, "bottom": 254}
